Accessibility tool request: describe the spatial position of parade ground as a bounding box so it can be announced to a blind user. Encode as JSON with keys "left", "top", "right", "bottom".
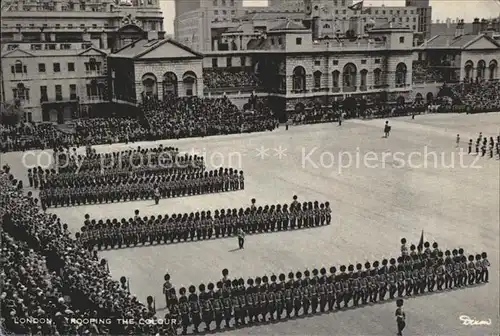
{"left": 4, "top": 113, "right": 499, "bottom": 336}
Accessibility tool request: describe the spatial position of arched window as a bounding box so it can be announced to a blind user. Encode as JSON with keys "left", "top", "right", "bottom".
{"left": 163, "top": 72, "right": 178, "bottom": 98}
{"left": 488, "top": 60, "right": 498, "bottom": 80}
{"left": 142, "top": 73, "right": 157, "bottom": 97}
{"left": 292, "top": 66, "right": 306, "bottom": 92}
{"left": 323, "top": 24, "right": 331, "bottom": 29}
{"left": 15, "top": 60, "right": 23, "bottom": 73}
{"left": 415, "top": 93, "right": 423, "bottom": 104}
{"left": 313, "top": 71, "right": 322, "bottom": 89}
{"left": 373, "top": 68, "right": 381, "bottom": 86}
{"left": 182, "top": 71, "right": 197, "bottom": 96}
{"left": 395, "top": 62, "right": 407, "bottom": 87}
{"left": 332, "top": 70, "right": 340, "bottom": 88}
{"left": 426, "top": 92, "right": 434, "bottom": 104}
{"left": 13, "top": 83, "right": 29, "bottom": 102}
{"left": 476, "top": 60, "right": 486, "bottom": 80}
{"left": 360, "top": 69, "right": 368, "bottom": 88}
{"left": 464, "top": 60, "right": 474, "bottom": 82}
{"left": 343, "top": 63, "right": 357, "bottom": 88}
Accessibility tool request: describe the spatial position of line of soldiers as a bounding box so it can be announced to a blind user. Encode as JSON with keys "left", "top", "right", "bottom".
{"left": 467, "top": 134, "right": 500, "bottom": 158}
{"left": 39, "top": 168, "right": 244, "bottom": 208}
{"left": 160, "top": 247, "right": 490, "bottom": 334}
{"left": 77, "top": 200, "right": 332, "bottom": 250}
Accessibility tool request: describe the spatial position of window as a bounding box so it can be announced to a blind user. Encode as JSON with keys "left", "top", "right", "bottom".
{"left": 68, "top": 24, "right": 73, "bottom": 28}
{"left": 375, "top": 10, "right": 378, "bottom": 14}
{"left": 332, "top": 60, "right": 339, "bottom": 65}
{"left": 296, "top": 37, "right": 302, "bottom": 45}
{"left": 40, "top": 86, "right": 48, "bottom": 102}
{"left": 69, "top": 84, "right": 77, "bottom": 99}
{"left": 61, "top": 44, "right": 71, "bottom": 50}
{"left": 38, "top": 63, "right": 46, "bottom": 73}
{"left": 222, "top": 10, "right": 227, "bottom": 15}
{"left": 406, "top": 17, "right": 409, "bottom": 22}
{"left": 412, "top": 25, "right": 417, "bottom": 31}
{"left": 213, "top": 0, "right": 217, "bottom": 5}
{"left": 399, "top": 36, "right": 405, "bottom": 43}
{"left": 221, "top": 0, "right": 226, "bottom": 5}
{"left": 240, "top": 56, "right": 245, "bottom": 67}
{"left": 373, "top": 68, "right": 381, "bottom": 86}
{"left": 278, "top": 37, "right": 282, "bottom": 44}
{"left": 390, "top": 10, "right": 393, "bottom": 14}
{"left": 80, "top": 24, "right": 85, "bottom": 28}
{"left": 55, "top": 24, "right": 60, "bottom": 29}
{"left": 16, "top": 24, "right": 21, "bottom": 28}
{"left": 68, "top": 62, "right": 75, "bottom": 71}
{"left": 12, "top": 61, "right": 26, "bottom": 74}
{"left": 341, "top": 0, "right": 345, "bottom": 5}
{"left": 231, "top": 10, "right": 235, "bottom": 14}
{"left": 214, "top": 10, "right": 218, "bottom": 15}
{"left": 43, "top": 24, "right": 48, "bottom": 28}
{"left": 332, "top": 70, "right": 340, "bottom": 88}
{"left": 410, "top": 10, "right": 414, "bottom": 14}
{"left": 212, "top": 58, "right": 218, "bottom": 68}
{"left": 413, "top": 17, "right": 417, "bottom": 22}
{"left": 404, "top": 10, "right": 407, "bottom": 14}
{"left": 230, "top": 0, "right": 234, "bottom": 5}
{"left": 361, "top": 59, "right": 367, "bottom": 64}
{"left": 382, "top": 10, "right": 386, "bottom": 14}
{"left": 53, "top": 63, "right": 61, "bottom": 72}
{"left": 104, "top": 23, "right": 109, "bottom": 28}
{"left": 45, "top": 44, "right": 56, "bottom": 50}
{"left": 292, "top": 66, "right": 306, "bottom": 91}
{"left": 374, "top": 58, "right": 381, "bottom": 64}
{"left": 313, "top": 71, "right": 322, "bottom": 88}
{"left": 314, "top": 60, "right": 321, "bottom": 66}
{"left": 13, "top": 84, "right": 29, "bottom": 102}
{"left": 29, "top": 24, "right": 35, "bottom": 28}
{"left": 226, "top": 57, "right": 232, "bottom": 67}
{"left": 31, "top": 44, "right": 42, "bottom": 50}
{"left": 55, "top": 85, "right": 62, "bottom": 100}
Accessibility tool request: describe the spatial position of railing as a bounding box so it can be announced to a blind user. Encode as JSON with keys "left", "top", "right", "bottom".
{"left": 360, "top": 85, "right": 368, "bottom": 91}
{"left": 342, "top": 86, "right": 357, "bottom": 93}
{"left": 331, "top": 87, "right": 341, "bottom": 93}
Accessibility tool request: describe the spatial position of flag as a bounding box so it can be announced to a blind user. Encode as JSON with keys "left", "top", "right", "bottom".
{"left": 417, "top": 230, "right": 424, "bottom": 251}
{"left": 348, "top": 0, "right": 363, "bottom": 11}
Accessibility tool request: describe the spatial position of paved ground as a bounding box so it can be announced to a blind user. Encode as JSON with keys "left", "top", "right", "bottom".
{"left": 3, "top": 113, "right": 499, "bottom": 336}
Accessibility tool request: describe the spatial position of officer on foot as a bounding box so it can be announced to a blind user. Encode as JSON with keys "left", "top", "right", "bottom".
{"left": 237, "top": 227, "right": 245, "bottom": 249}
{"left": 395, "top": 298, "right": 406, "bottom": 336}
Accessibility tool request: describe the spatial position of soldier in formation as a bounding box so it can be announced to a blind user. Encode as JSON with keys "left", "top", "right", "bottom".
{"left": 77, "top": 200, "right": 332, "bottom": 250}
{"left": 158, "top": 245, "right": 489, "bottom": 333}
{"left": 467, "top": 133, "right": 500, "bottom": 159}
{"left": 40, "top": 167, "right": 244, "bottom": 208}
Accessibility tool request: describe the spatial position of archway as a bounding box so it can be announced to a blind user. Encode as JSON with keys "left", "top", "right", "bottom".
{"left": 464, "top": 60, "right": 473, "bottom": 82}
{"left": 162, "top": 72, "right": 178, "bottom": 98}
{"left": 396, "top": 96, "right": 405, "bottom": 105}
{"left": 141, "top": 73, "right": 157, "bottom": 99}
{"left": 476, "top": 60, "right": 486, "bottom": 80}
{"left": 182, "top": 71, "right": 197, "bottom": 96}
{"left": 292, "top": 66, "right": 306, "bottom": 92}
{"left": 426, "top": 92, "right": 434, "bottom": 104}
{"left": 415, "top": 93, "right": 423, "bottom": 104}
{"left": 395, "top": 63, "right": 407, "bottom": 87}
{"left": 489, "top": 60, "right": 498, "bottom": 80}
{"left": 343, "top": 63, "right": 357, "bottom": 88}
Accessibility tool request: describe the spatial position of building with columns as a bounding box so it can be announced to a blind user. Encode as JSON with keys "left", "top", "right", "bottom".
{"left": 1, "top": 0, "right": 164, "bottom": 122}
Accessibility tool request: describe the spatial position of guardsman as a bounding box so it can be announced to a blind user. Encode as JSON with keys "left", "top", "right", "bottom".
{"left": 467, "top": 255, "right": 476, "bottom": 285}
{"left": 213, "top": 285, "right": 224, "bottom": 330}
{"left": 268, "top": 275, "right": 277, "bottom": 320}
{"left": 231, "top": 279, "right": 242, "bottom": 326}
{"left": 424, "top": 242, "right": 431, "bottom": 255}
{"left": 432, "top": 242, "right": 440, "bottom": 257}
{"left": 370, "top": 261, "right": 380, "bottom": 302}
{"left": 351, "top": 269, "right": 361, "bottom": 306}
{"left": 411, "top": 261, "right": 420, "bottom": 295}
{"left": 334, "top": 267, "right": 344, "bottom": 309}
{"left": 459, "top": 255, "right": 468, "bottom": 286}
{"left": 222, "top": 285, "right": 232, "bottom": 328}
{"left": 301, "top": 273, "right": 311, "bottom": 315}
{"left": 480, "top": 252, "right": 489, "bottom": 283}
{"left": 468, "top": 139, "right": 473, "bottom": 154}
{"left": 387, "top": 259, "right": 397, "bottom": 299}
{"left": 401, "top": 238, "right": 408, "bottom": 258}
{"left": 178, "top": 287, "right": 190, "bottom": 335}
{"left": 275, "top": 274, "right": 285, "bottom": 320}
{"left": 403, "top": 262, "right": 413, "bottom": 296}
{"left": 245, "top": 279, "right": 255, "bottom": 323}
{"left": 293, "top": 272, "right": 303, "bottom": 317}
{"left": 238, "top": 278, "right": 248, "bottom": 325}
{"left": 396, "top": 260, "right": 405, "bottom": 297}
{"left": 418, "top": 259, "right": 427, "bottom": 293}
{"left": 188, "top": 285, "right": 201, "bottom": 333}
{"left": 395, "top": 299, "right": 406, "bottom": 336}
{"left": 317, "top": 273, "right": 327, "bottom": 313}
{"left": 200, "top": 284, "right": 213, "bottom": 331}
{"left": 444, "top": 251, "right": 454, "bottom": 289}
{"left": 474, "top": 254, "right": 483, "bottom": 283}
{"left": 284, "top": 276, "right": 293, "bottom": 318}
{"left": 342, "top": 266, "right": 352, "bottom": 308}
{"left": 435, "top": 257, "right": 445, "bottom": 291}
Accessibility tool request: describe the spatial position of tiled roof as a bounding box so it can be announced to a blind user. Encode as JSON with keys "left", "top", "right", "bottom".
{"left": 430, "top": 23, "right": 474, "bottom": 36}
{"left": 423, "top": 34, "right": 479, "bottom": 48}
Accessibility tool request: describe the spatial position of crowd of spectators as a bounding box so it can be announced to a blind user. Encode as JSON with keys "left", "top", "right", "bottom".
{"left": 449, "top": 81, "right": 500, "bottom": 112}
{"left": 0, "top": 168, "right": 175, "bottom": 335}
{"left": 412, "top": 62, "right": 445, "bottom": 84}
{"left": 203, "top": 69, "right": 262, "bottom": 90}
{"left": 0, "top": 123, "right": 76, "bottom": 152}
{"left": 73, "top": 118, "right": 150, "bottom": 145}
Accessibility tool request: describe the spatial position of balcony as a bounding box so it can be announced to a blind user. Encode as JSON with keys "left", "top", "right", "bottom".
{"left": 40, "top": 96, "right": 79, "bottom": 104}
{"left": 331, "top": 87, "right": 341, "bottom": 93}
{"left": 85, "top": 70, "right": 105, "bottom": 77}
{"left": 373, "top": 84, "right": 389, "bottom": 89}
{"left": 342, "top": 86, "right": 357, "bottom": 93}
{"left": 85, "top": 95, "right": 108, "bottom": 103}
{"left": 359, "top": 85, "right": 368, "bottom": 91}
{"left": 312, "top": 87, "right": 329, "bottom": 93}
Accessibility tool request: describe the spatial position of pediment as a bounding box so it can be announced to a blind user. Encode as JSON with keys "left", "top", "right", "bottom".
{"left": 464, "top": 36, "right": 500, "bottom": 50}
{"left": 79, "top": 47, "right": 107, "bottom": 57}
{"left": 1, "top": 49, "right": 34, "bottom": 58}
{"left": 137, "top": 40, "right": 201, "bottom": 59}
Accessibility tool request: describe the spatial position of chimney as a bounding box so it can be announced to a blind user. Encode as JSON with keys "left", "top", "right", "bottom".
{"left": 446, "top": 17, "right": 451, "bottom": 29}
{"left": 472, "top": 18, "right": 481, "bottom": 35}
{"left": 455, "top": 19, "right": 464, "bottom": 38}
{"left": 480, "top": 19, "right": 488, "bottom": 33}
{"left": 147, "top": 31, "right": 158, "bottom": 41}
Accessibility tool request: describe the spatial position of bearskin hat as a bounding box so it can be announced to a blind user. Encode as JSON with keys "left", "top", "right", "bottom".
{"left": 120, "top": 276, "right": 126, "bottom": 283}
{"left": 458, "top": 248, "right": 464, "bottom": 255}
{"left": 330, "top": 266, "right": 337, "bottom": 274}
{"left": 262, "top": 276, "right": 269, "bottom": 283}
{"left": 481, "top": 252, "right": 487, "bottom": 258}
{"left": 279, "top": 273, "right": 286, "bottom": 281}
{"left": 365, "top": 262, "right": 371, "bottom": 269}
{"left": 382, "top": 259, "right": 388, "bottom": 266}
{"left": 390, "top": 258, "right": 396, "bottom": 265}
{"left": 356, "top": 263, "right": 362, "bottom": 270}
{"left": 231, "top": 279, "right": 238, "bottom": 287}
{"left": 468, "top": 255, "right": 474, "bottom": 261}
{"left": 348, "top": 265, "right": 354, "bottom": 272}
{"left": 401, "top": 238, "right": 407, "bottom": 244}
{"left": 255, "top": 277, "right": 262, "bottom": 285}
{"left": 271, "top": 275, "right": 277, "bottom": 282}
{"left": 373, "top": 261, "right": 379, "bottom": 268}
{"left": 189, "top": 285, "right": 196, "bottom": 293}
{"left": 397, "top": 256, "right": 403, "bottom": 263}
{"left": 179, "top": 287, "right": 186, "bottom": 295}
{"left": 320, "top": 267, "right": 326, "bottom": 275}
{"left": 340, "top": 265, "right": 346, "bottom": 272}
{"left": 216, "top": 281, "right": 223, "bottom": 289}
{"left": 164, "top": 274, "right": 170, "bottom": 281}
{"left": 312, "top": 269, "right": 319, "bottom": 276}
{"left": 288, "top": 272, "right": 294, "bottom": 279}
{"left": 410, "top": 244, "right": 416, "bottom": 250}
{"left": 208, "top": 283, "right": 214, "bottom": 291}
{"left": 424, "top": 241, "right": 430, "bottom": 248}
{"left": 432, "top": 242, "right": 438, "bottom": 248}
{"left": 396, "top": 299, "right": 404, "bottom": 307}
{"left": 304, "top": 270, "right": 310, "bottom": 277}
{"left": 452, "top": 249, "right": 458, "bottom": 255}
{"left": 238, "top": 278, "right": 244, "bottom": 286}
{"left": 296, "top": 272, "right": 302, "bottom": 279}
